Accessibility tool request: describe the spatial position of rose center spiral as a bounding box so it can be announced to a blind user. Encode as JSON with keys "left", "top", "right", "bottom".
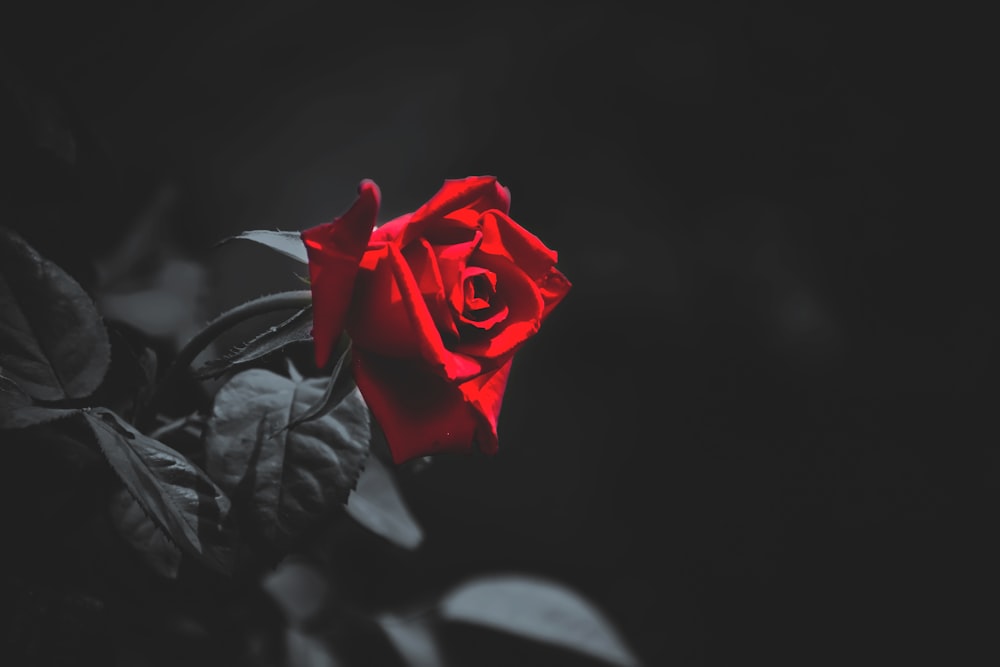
{"left": 457, "top": 266, "right": 507, "bottom": 330}
{"left": 464, "top": 269, "right": 496, "bottom": 312}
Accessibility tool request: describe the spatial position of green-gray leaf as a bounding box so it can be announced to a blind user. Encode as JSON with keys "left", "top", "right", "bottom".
{"left": 216, "top": 230, "right": 309, "bottom": 264}
{"left": 204, "top": 368, "right": 370, "bottom": 550}
{"left": 439, "top": 574, "right": 641, "bottom": 667}
{"left": 346, "top": 454, "right": 424, "bottom": 550}
{"left": 194, "top": 306, "right": 314, "bottom": 380}
{"left": 0, "top": 226, "right": 111, "bottom": 401}
{"left": 82, "top": 407, "right": 233, "bottom": 574}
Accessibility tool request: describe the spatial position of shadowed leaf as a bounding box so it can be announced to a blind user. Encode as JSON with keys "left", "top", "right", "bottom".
{"left": 108, "top": 486, "right": 182, "bottom": 579}
{"left": 283, "top": 339, "right": 353, "bottom": 432}
{"left": 204, "top": 369, "right": 370, "bottom": 551}
{"left": 195, "top": 306, "right": 314, "bottom": 380}
{"left": 1, "top": 404, "right": 78, "bottom": 430}
{"left": 0, "top": 226, "right": 110, "bottom": 401}
{"left": 0, "top": 374, "right": 79, "bottom": 430}
{"left": 439, "top": 574, "right": 641, "bottom": 667}
{"left": 82, "top": 407, "right": 234, "bottom": 574}
{"left": 87, "top": 321, "right": 160, "bottom": 422}
{"left": 0, "top": 375, "right": 30, "bottom": 420}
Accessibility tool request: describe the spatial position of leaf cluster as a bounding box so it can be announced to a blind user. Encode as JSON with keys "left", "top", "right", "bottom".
{"left": 1, "top": 225, "right": 640, "bottom": 666}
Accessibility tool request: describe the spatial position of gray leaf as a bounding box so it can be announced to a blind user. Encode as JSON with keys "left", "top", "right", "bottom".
{"left": 440, "top": 574, "right": 641, "bottom": 667}
{"left": 346, "top": 454, "right": 424, "bottom": 550}
{"left": 0, "top": 226, "right": 111, "bottom": 401}
{"left": 83, "top": 407, "right": 234, "bottom": 574}
{"left": 204, "top": 369, "right": 370, "bottom": 550}
{"left": 217, "top": 230, "right": 309, "bottom": 264}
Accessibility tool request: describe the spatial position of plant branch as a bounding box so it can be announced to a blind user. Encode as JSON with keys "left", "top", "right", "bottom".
{"left": 135, "top": 290, "right": 313, "bottom": 430}
{"left": 148, "top": 414, "right": 195, "bottom": 441}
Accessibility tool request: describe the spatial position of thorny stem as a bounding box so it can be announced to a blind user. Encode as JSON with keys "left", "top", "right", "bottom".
{"left": 135, "top": 289, "right": 313, "bottom": 430}
{"left": 148, "top": 414, "right": 196, "bottom": 441}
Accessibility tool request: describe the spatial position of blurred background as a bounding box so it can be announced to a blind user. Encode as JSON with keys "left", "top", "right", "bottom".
{"left": 1, "top": 2, "right": 993, "bottom": 665}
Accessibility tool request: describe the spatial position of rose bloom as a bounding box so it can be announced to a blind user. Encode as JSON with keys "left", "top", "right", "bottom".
{"left": 301, "top": 176, "right": 570, "bottom": 464}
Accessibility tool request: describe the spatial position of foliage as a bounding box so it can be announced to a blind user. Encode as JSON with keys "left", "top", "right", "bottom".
{"left": 0, "top": 216, "right": 638, "bottom": 666}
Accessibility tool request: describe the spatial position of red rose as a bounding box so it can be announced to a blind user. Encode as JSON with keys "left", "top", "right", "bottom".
{"left": 302, "top": 176, "right": 570, "bottom": 464}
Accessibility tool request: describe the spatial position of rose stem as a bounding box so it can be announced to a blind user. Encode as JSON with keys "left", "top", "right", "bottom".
{"left": 134, "top": 289, "right": 313, "bottom": 431}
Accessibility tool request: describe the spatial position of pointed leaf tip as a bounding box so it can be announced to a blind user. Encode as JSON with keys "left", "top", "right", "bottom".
{"left": 218, "top": 230, "right": 309, "bottom": 264}
{"left": 281, "top": 339, "right": 352, "bottom": 433}
{"left": 346, "top": 453, "right": 424, "bottom": 550}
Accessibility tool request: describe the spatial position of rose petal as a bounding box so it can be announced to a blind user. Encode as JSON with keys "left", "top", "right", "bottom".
{"left": 375, "top": 176, "right": 510, "bottom": 248}
{"left": 478, "top": 210, "right": 560, "bottom": 282}
{"left": 456, "top": 267, "right": 508, "bottom": 330}
{"left": 437, "top": 230, "right": 483, "bottom": 314}
{"left": 462, "top": 309, "right": 509, "bottom": 332}
{"left": 370, "top": 212, "right": 412, "bottom": 244}
{"left": 301, "top": 179, "right": 380, "bottom": 368}
{"left": 538, "top": 266, "right": 572, "bottom": 319}
{"left": 350, "top": 249, "right": 426, "bottom": 358}
{"left": 353, "top": 352, "right": 477, "bottom": 464}
{"left": 452, "top": 264, "right": 492, "bottom": 314}
{"left": 353, "top": 352, "right": 513, "bottom": 463}
{"left": 350, "top": 243, "right": 482, "bottom": 381}
{"left": 463, "top": 267, "right": 497, "bottom": 309}
{"left": 458, "top": 359, "right": 513, "bottom": 456}
{"left": 453, "top": 252, "right": 545, "bottom": 361}
{"left": 413, "top": 176, "right": 510, "bottom": 223}
{"left": 460, "top": 303, "right": 510, "bottom": 331}
{"left": 403, "top": 239, "right": 458, "bottom": 339}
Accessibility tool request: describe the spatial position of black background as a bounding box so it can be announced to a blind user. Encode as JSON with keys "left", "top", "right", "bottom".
{"left": 1, "top": 2, "right": 994, "bottom": 666}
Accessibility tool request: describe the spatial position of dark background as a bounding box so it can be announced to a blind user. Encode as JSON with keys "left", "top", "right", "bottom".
{"left": 1, "top": 2, "right": 994, "bottom": 665}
